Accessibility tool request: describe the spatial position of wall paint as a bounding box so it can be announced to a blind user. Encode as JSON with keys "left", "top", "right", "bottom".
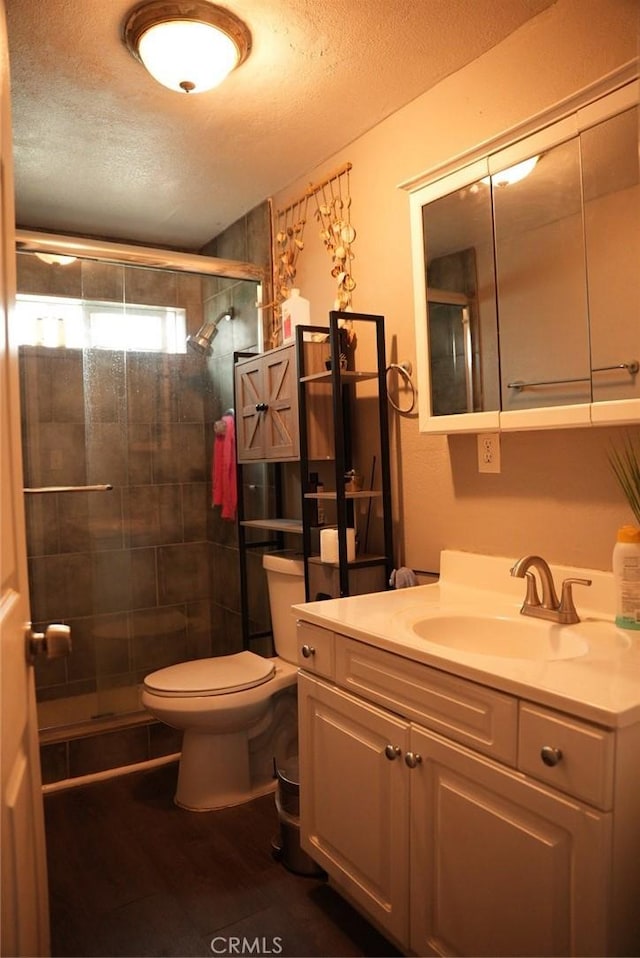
{"left": 272, "top": 0, "right": 639, "bottom": 574}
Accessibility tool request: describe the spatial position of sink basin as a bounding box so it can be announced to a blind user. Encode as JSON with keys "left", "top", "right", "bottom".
{"left": 409, "top": 613, "right": 589, "bottom": 661}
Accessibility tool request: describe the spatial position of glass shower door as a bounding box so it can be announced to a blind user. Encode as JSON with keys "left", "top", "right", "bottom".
{"left": 18, "top": 254, "right": 211, "bottom": 731}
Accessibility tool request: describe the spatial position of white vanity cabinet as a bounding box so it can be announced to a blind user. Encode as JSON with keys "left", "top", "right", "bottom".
{"left": 409, "top": 725, "right": 609, "bottom": 957}
{"left": 297, "top": 626, "right": 637, "bottom": 957}
{"left": 298, "top": 673, "right": 412, "bottom": 945}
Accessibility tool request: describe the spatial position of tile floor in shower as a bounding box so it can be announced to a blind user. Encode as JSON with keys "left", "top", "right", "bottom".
{"left": 44, "top": 762, "right": 401, "bottom": 958}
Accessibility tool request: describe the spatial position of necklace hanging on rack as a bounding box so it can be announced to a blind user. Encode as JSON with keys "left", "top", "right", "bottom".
{"left": 269, "top": 162, "right": 356, "bottom": 349}
{"left": 273, "top": 194, "right": 309, "bottom": 345}
{"left": 313, "top": 166, "right": 356, "bottom": 313}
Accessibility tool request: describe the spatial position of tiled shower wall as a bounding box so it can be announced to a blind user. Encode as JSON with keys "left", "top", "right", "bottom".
{"left": 18, "top": 202, "right": 273, "bottom": 783}
{"left": 201, "top": 209, "right": 274, "bottom": 658}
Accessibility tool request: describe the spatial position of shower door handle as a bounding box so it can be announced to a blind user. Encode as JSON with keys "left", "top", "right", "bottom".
{"left": 26, "top": 623, "right": 72, "bottom": 665}
{"left": 24, "top": 484, "right": 113, "bottom": 494}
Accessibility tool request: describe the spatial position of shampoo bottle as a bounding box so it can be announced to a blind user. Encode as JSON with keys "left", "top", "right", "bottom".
{"left": 613, "top": 525, "right": 640, "bottom": 630}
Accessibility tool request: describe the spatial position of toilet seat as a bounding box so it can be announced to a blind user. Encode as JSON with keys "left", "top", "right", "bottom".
{"left": 143, "top": 651, "right": 276, "bottom": 698}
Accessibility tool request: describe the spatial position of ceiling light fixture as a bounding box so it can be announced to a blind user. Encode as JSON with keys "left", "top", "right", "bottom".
{"left": 34, "top": 253, "right": 77, "bottom": 266}
{"left": 123, "top": 0, "right": 251, "bottom": 94}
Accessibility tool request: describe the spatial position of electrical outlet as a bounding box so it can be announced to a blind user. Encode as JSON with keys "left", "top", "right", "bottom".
{"left": 477, "top": 432, "right": 501, "bottom": 474}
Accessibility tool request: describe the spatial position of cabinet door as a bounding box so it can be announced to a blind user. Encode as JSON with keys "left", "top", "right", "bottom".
{"left": 410, "top": 725, "right": 610, "bottom": 958}
{"left": 298, "top": 673, "right": 411, "bottom": 948}
{"left": 235, "top": 345, "right": 299, "bottom": 461}
{"left": 236, "top": 355, "right": 265, "bottom": 461}
{"left": 262, "top": 345, "right": 298, "bottom": 459}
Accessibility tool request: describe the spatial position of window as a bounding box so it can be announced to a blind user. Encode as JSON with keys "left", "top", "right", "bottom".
{"left": 15, "top": 295, "right": 187, "bottom": 353}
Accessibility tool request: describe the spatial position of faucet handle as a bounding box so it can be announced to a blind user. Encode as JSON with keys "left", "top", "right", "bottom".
{"left": 559, "top": 577, "right": 592, "bottom": 621}
{"left": 523, "top": 571, "right": 541, "bottom": 607}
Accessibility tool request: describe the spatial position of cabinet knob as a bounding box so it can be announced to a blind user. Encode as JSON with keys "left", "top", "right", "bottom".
{"left": 301, "top": 644, "right": 316, "bottom": 658}
{"left": 384, "top": 744, "right": 401, "bottom": 760}
{"left": 405, "top": 751, "right": 422, "bottom": 769}
{"left": 255, "top": 402, "right": 269, "bottom": 412}
{"left": 540, "top": 745, "right": 563, "bottom": 767}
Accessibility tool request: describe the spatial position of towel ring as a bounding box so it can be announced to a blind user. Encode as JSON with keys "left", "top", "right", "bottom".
{"left": 386, "top": 362, "right": 416, "bottom": 414}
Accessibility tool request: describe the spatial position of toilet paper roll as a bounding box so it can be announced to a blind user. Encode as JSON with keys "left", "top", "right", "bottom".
{"left": 320, "top": 528, "right": 355, "bottom": 564}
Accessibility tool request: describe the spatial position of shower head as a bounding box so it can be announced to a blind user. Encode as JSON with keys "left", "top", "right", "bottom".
{"left": 186, "top": 307, "right": 234, "bottom": 355}
{"left": 186, "top": 321, "right": 217, "bottom": 354}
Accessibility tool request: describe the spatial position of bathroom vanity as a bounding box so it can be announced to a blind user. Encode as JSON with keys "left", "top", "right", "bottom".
{"left": 293, "top": 551, "right": 640, "bottom": 957}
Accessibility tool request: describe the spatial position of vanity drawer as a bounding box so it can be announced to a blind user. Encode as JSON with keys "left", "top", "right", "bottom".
{"left": 296, "top": 620, "right": 335, "bottom": 679}
{"left": 335, "top": 637, "right": 518, "bottom": 765}
{"left": 518, "top": 703, "right": 614, "bottom": 810}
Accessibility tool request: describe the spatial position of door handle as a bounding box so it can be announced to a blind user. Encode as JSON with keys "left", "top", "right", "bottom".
{"left": 26, "top": 623, "right": 72, "bottom": 664}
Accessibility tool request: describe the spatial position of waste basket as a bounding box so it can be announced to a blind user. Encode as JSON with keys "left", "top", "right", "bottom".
{"left": 272, "top": 757, "right": 324, "bottom": 877}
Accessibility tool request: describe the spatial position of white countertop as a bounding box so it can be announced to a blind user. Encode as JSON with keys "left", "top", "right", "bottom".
{"left": 292, "top": 550, "right": 640, "bottom": 728}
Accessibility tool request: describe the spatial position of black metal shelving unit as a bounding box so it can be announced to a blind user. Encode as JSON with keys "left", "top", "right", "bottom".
{"left": 234, "top": 311, "right": 394, "bottom": 648}
{"left": 296, "top": 311, "right": 394, "bottom": 601}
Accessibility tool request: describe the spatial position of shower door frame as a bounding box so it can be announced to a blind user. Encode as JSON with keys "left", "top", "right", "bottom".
{"left": 16, "top": 229, "right": 265, "bottom": 283}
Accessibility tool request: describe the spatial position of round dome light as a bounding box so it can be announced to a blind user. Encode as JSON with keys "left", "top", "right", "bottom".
{"left": 124, "top": 1, "right": 251, "bottom": 94}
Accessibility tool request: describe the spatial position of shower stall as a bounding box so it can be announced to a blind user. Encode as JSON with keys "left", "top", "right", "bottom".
{"left": 15, "top": 228, "right": 271, "bottom": 780}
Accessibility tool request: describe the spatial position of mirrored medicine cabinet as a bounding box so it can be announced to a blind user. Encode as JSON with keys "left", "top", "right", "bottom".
{"left": 408, "top": 75, "right": 639, "bottom": 434}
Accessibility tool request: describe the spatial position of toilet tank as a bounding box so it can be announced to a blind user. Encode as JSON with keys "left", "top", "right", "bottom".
{"left": 262, "top": 552, "right": 305, "bottom": 664}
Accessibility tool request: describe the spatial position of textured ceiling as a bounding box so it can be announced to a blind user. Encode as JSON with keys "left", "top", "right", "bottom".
{"left": 5, "top": 0, "right": 555, "bottom": 252}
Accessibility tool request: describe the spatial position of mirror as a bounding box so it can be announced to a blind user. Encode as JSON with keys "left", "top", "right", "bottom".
{"left": 494, "top": 136, "right": 591, "bottom": 411}
{"left": 423, "top": 179, "right": 499, "bottom": 415}
{"left": 411, "top": 79, "right": 639, "bottom": 431}
{"left": 583, "top": 105, "right": 640, "bottom": 406}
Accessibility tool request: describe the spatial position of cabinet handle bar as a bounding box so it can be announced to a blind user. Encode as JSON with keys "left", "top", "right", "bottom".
{"left": 592, "top": 360, "right": 639, "bottom": 375}
{"left": 509, "top": 361, "right": 638, "bottom": 391}
{"left": 508, "top": 376, "right": 590, "bottom": 391}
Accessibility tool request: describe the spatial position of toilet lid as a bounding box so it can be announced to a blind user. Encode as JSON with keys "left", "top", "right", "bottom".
{"left": 143, "top": 651, "right": 276, "bottom": 697}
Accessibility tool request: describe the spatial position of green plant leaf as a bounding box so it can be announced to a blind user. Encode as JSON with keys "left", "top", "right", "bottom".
{"left": 609, "top": 432, "right": 640, "bottom": 525}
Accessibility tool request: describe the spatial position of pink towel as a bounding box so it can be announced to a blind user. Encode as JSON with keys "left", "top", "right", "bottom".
{"left": 212, "top": 414, "right": 237, "bottom": 520}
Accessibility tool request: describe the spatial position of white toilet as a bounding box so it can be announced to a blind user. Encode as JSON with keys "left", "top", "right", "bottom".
{"left": 142, "top": 552, "right": 305, "bottom": 811}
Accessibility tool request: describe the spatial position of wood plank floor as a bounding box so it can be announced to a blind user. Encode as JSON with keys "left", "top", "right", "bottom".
{"left": 44, "top": 762, "right": 402, "bottom": 958}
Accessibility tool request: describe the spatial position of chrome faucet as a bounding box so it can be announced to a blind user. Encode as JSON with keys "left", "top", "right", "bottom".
{"left": 510, "top": 555, "right": 592, "bottom": 625}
